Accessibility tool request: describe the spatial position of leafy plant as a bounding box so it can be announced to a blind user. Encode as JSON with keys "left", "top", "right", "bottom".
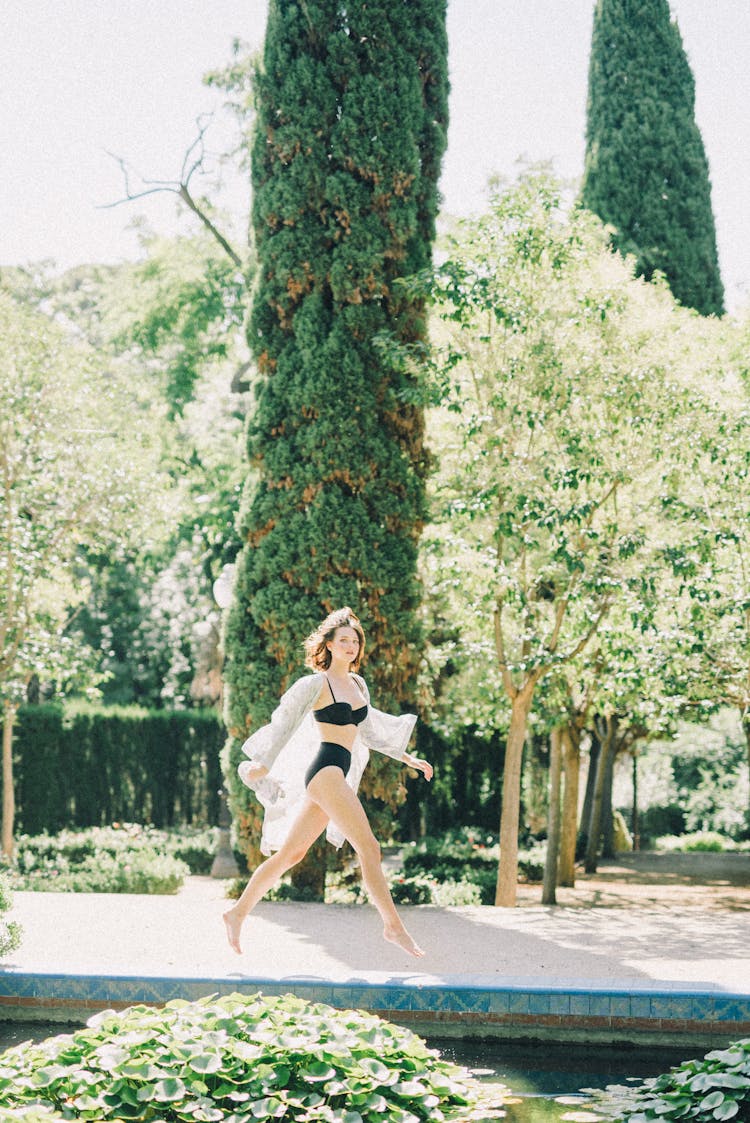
{"left": 0, "top": 873, "right": 22, "bottom": 958}
{"left": 0, "top": 992, "right": 502, "bottom": 1122}
{"left": 590, "top": 1038, "right": 750, "bottom": 1123}
{"left": 654, "top": 831, "right": 741, "bottom": 853}
{"left": 398, "top": 827, "right": 545, "bottom": 904}
{"left": 2, "top": 824, "right": 219, "bottom": 894}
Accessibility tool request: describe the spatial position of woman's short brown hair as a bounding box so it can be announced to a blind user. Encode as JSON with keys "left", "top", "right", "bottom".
{"left": 304, "top": 606, "right": 365, "bottom": 672}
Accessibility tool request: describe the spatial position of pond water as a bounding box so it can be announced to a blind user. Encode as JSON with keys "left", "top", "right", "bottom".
{"left": 0, "top": 1021, "right": 691, "bottom": 1123}
{"left": 437, "top": 1039, "right": 691, "bottom": 1123}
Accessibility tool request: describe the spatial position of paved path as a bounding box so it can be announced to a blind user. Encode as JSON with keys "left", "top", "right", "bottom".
{"left": 4, "top": 875, "right": 750, "bottom": 992}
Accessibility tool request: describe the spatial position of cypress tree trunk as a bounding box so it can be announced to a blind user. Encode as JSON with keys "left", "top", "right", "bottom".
{"left": 582, "top": 0, "right": 724, "bottom": 316}
{"left": 223, "top": 1, "right": 449, "bottom": 871}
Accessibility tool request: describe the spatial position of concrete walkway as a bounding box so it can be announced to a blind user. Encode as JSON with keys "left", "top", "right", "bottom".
{"left": 2, "top": 875, "right": 750, "bottom": 1044}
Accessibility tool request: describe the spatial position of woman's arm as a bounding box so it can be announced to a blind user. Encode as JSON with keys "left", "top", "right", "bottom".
{"left": 402, "top": 751, "right": 433, "bottom": 782}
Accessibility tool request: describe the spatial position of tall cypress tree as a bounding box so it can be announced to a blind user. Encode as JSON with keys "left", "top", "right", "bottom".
{"left": 582, "top": 0, "right": 724, "bottom": 316}
{"left": 223, "top": 0, "right": 449, "bottom": 866}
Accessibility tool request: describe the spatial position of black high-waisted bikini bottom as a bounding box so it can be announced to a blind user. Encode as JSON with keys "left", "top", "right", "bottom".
{"left": 305, "top": 741, "right": 352, "bottom": 788}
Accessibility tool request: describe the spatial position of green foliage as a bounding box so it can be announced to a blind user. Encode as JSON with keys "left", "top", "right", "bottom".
{"left": 582, "top": 0, "right": 724, "bottom": 315}
{"left": 108, "top": 234, "right": 249, "bottom": 416}
{"left": 224, "top": 0, "right": 450, "bottom": 868}
{"left": 640, "top": 714, "right": 749, "bottom": 842}
{"left": 654, "top": 832, "right": 749, "bottom": 854}
{"left": 4, "top": 824, "right": 221, "bottom": 892}
{"left": 6, "top": 244, "right": 248, "bottom": 714}
{"left": 398, "top": 828, "right": 545, "bottom": 904}
{"left": 11, "top": 705, "right": 224, "bottom": 834}
{"left": 0, "top": 291, "right": 161, "bottom": 707}
{"left": 0, "top": 872, "right": 22, "bottom": 958}
{"left": 0, "top": 992, "right": 496, "bottom": 1122}
{"left": 593, "top": 1038, "right": 750, "bottom": 1123}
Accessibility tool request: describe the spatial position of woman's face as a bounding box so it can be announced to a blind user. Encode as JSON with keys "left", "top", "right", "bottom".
{"left": 327, "top": 626, "right": 360, "bottom": 667}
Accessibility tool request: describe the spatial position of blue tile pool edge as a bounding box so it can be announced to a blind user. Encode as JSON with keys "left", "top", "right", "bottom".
{"left": 0, "top": 969, "right": 748, "bottom": 1037}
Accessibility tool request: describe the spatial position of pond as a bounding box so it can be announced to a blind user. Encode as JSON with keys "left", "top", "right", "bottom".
{"left": 438, "top": 1038, "right": 691, "bottom": 1123}
{"left": 0, "top": 1021, "right": 690, "bottom": 1122}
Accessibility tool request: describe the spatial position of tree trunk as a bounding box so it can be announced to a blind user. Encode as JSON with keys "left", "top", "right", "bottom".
{"left": 584, "top": 715, "right": 617, "bottom": 874}
{"left": 743, "top": 710, "right": 750, "bottom": 831}
{"left": 601, "top": 740, "right": 616, "bottom": 858}
{"left": 495, "top": 683, "right": 535, "bottom": 907}
{"left": 558, "top": 725, "right": 581, "bottom": 887}
{"left": 631, "top": 751, "right": 640, "bottom": 851}
{"left": 542, "top": 728, "right": 563, "bottom": 906}
{"left": 2, "top": 701, "right": 16, "bottom": 859}
{"left": 577, "top": 730, "right": 600, "bottom": 859}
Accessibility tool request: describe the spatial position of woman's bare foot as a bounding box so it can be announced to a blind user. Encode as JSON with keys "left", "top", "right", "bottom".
{"left": 384, "top": 925, "right": 425, "bottom": 958}
{"left": 223, "top": 908, "right": 244, "bottom": 955}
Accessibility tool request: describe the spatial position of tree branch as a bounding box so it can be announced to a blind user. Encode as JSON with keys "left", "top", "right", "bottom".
{"left": 494, "top": 601, "right": 517, "bottom": 700}
{"left": 99, "top": 115, "right": 244, "bottom": 269}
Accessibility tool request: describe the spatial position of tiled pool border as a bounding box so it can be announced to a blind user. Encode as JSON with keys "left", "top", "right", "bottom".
{"left": 1, "top": 970, "right": 748, "bottom": 1045}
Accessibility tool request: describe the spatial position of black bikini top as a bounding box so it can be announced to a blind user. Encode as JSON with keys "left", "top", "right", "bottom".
{"left": 313, "top": 676, "right": 368, "bottom": 727}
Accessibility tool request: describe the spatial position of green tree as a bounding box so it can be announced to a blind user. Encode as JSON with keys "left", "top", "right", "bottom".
{"left": 223, "top": 0, "right": 449, "bottom": 870}
{"left": 582, "top": 0, "right": 724, "bottom": 316}
{"left": 0, "top": 292, "right": 161, "bottom": 854}
{"left": 421, "top": 171, "right": 698, "bottom": 905}
{"left": 8, "top": 234, "right": 251, "bottom": 711}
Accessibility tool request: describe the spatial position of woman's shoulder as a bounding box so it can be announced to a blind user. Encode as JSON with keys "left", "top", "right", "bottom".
{"left": 282, "top": 671, "right": 326, "bottom": 699}
{"left": 350, "top": 672, "right": 370, "bottom": 696}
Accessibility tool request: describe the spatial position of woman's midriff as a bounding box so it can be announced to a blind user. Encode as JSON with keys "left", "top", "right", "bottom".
{"left": 313, "top": 721, "right": 358, "bottom": 751}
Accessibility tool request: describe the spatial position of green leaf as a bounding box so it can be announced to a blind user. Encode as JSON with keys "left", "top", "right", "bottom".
{"left": 153, "top": 1076, "right": 187, "bottom": 1102}
{"left": 300, "top": 1061, "right": 337, "bottom": 1082}
{"left": 713, "top": 1102, "right": 739, "bottom": 1121}
{"left": 189, "top": 1052, "right": 223, "bottom": 1074}
{"left": 699, "top": 1091, "right": 726, "bottom": 1111}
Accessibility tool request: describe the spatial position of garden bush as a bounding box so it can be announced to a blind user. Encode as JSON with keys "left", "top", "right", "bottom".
{"left": 653, "top": 832, "right": 748, "bottom": 853}
{"left": 591, "top": 1037, "right": 750, "bottom": 1123}
{"left": 398, "top": 827, "right": 545, "bottom": 905}
{"left": 0, "top": 873, "right": 22, "bottom": 959}
{"left": 0, "top": 992, "right": 502, "bottom": 1122}
{"left": 2, "top": 824, "right": 219, "bottom": 894}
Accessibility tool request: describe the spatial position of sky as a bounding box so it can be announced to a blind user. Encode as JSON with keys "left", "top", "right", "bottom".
{"left": 3, "top": 0, "right": 749, "bottom": 310}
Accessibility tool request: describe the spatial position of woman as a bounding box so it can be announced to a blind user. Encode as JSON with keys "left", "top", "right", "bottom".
{"left": 223, "top": 607, "right": 432, "bottom": 959}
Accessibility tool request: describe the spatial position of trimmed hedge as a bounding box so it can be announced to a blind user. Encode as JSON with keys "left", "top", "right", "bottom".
{"left": 10, "top": 704, "right": 223, "bottom": 834}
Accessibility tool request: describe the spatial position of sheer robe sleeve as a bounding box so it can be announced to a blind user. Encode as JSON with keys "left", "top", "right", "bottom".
{"left": 353, "top": 675, "right": 417, "bottom": 761}
{"left": 239, "top": 673, "right": 323, "bottom": 770}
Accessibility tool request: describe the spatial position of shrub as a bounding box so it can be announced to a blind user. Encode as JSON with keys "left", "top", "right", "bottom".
{"left": 399, "top": 827, "right": 545, "bottom": 905}
{"left": 654, "top": 832, "right": 738, "bottom": 853}
{"left": 390, "top": 875, "right": 435, "bottom": 905}
{"left": 0, "top": 992, "right": 501, "bottom": 1122}
{"left": 592, "top": 1037, "right": 750, "bottom": 1123}
{"left": 0, "top": 873, "right": 22, "bottom": 959}
{"left": 4, "top": 825, "right": 203, "bottom": 894}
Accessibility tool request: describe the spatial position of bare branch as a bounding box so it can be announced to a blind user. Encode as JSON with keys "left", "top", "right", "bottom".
{"left": 99, "top": 118, "right": 244, "bottom": 269}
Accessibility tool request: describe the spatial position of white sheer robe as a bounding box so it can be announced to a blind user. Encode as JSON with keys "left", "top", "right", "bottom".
{"left": 238, "top": 672, "right": 417, "bottom": 855}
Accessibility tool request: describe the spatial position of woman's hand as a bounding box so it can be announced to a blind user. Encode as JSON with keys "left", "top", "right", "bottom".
{"left": 403, "top": 753, "right": 433, "bottom": 782}
{"left": 238, "top": 761, "right": 269, "bottom": 789}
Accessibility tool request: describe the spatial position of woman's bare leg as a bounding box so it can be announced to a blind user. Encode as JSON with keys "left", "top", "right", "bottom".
{"left": 307, "top": 767, "right": 425, "bottom": 958}
{"left": 223, "top": 797, "right": 329, "bottom": 954}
